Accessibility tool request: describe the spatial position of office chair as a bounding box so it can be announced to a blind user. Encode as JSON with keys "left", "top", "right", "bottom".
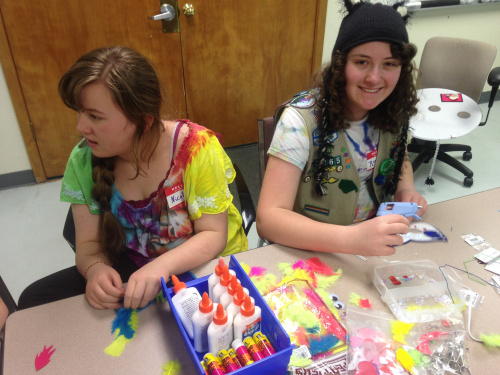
{"left": 256, "top": 116, "right": 278, "bottom": 247}
{"left": 1, "top": 276, "right": 17, "bottom": 374}
{"left": 407, "top": 36, "right": 499, "bottom": 187}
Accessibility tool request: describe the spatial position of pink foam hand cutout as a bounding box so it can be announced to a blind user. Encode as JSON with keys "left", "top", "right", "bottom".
{"left": 35, "top": 345, "right": 56, "bottom": 371}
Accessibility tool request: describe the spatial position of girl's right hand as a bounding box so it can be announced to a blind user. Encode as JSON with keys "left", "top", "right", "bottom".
{"left": 85, "top": 263, "right": 125, "bottom": 309}
{"left": 349, "top": 215, "right": 410, "bottom": 256}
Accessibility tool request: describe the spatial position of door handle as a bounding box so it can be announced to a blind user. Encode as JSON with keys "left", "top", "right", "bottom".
{"left": 149, "top": 3, "right": 175, "bottom": 21}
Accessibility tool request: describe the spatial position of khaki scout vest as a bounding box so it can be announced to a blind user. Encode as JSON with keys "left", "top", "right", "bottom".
{"left": 274, "top": 96, "right": 398, "bottom": 226}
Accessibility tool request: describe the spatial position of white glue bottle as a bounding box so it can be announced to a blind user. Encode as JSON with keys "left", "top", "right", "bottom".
{"left": 233, "top": 295, "right": 262, "bottom": 341}
{"left": 207, "top": 303, "right": 234, "bottom": 354}
{"left": 226, "top": 284, "right": 254, "bottom": 320}
{"left": 207, "top": 258, "right": 235, "bottom": 300}
{"left": 192, "top": 292, "right": 217, "bottom": 353}
{"left": 170, "top": 274, "right": 202, "bottom": 340}
{"left": 212, "top": 268, "right": 233, "bottom": 304}
{"left": 220, "top": 275, "right": 249, "bottom": 310}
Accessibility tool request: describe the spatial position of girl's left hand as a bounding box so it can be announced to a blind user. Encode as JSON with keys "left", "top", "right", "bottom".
{"left": 394, "top": 188, "right": 428, "bottom": 220}
{"left": 123, "top": 260, "right": 167, "bottom": 309}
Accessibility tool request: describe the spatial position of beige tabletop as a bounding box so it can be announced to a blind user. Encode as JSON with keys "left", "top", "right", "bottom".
{"left": 4, "top": 188, "right": 500, "bottom": 374}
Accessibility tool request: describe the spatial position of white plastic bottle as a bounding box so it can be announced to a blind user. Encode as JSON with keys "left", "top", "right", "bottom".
{"left": 233, "top": 295, "right": 262, "bottom": 341}
{"left": 207, "top": 258, "right": 236, "bottom": 300}
{"left": 207, "top": 303, "right": 234, "bottom": 354}
{"left": 212, "top": 268, "right": 233, "bottom": 304}
{"left": 220, "top": 275, "right": 249, "bottom": 310}
{"left": 192, "top": 292, "right": 217, "bottom": 353}
{"left": 170, "top": 274, "right": 202, "bottom": 340}
{"left": 226, "top": 284, "right": 254, "bottom": 320}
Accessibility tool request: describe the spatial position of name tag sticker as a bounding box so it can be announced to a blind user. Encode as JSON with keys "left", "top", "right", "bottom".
{"left": 165, "top": 183, "right": 185, "bottom": 208}
{"left": 367, "top": 149, "right": 377, "bottom": 171}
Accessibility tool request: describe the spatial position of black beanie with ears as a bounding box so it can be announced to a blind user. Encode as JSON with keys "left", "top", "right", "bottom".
{"left": 333, "top": 0, "right": 410, "bottom": 54}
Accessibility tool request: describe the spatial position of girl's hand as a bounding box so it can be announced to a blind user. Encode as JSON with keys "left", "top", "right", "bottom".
{"left": 394, "top": 188, "right": 428, "bottom": 220}
{"left": 123, "top": 260, "right": 166, "bottom": 309}
{"left": 85, "top": 263, "right": 125, "bottom": 309}
{"left": 348, "top": 215, "right": 410, "bottom": 256}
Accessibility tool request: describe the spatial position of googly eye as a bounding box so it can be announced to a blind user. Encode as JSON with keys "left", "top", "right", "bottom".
{"left": 334, "top": 301, "right": 345, "bottom": 310}
{"left": 330, "top": 293, "right": 339, "bottom": 302}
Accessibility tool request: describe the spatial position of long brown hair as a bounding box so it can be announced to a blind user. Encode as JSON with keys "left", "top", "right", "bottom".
{"left": 312, "top": 42, "right": 419, "bottom": 196}
{"left": 58, "top": 46, "right": 165, "bottom": 262}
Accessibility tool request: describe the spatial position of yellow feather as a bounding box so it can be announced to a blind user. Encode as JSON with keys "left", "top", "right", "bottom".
{"left": 104, "top": 331, "right": 130, "bottom": 357}
{"left": 162, "top": 360, "right": 183, "bottom": 375}
{"left": 396, "top": 347, "right": 415, "bottom": 374}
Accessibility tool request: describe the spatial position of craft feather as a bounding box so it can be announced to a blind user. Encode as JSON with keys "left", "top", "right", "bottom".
{"left": 248, "top": 266, "right": 267, "bottom": 277}
{"left": 239, "top": 262, "right": 251, "bottom": 275}
{"left": 104, "top": 334, "right": 131, "bottom": 357}
{"left": 162, "top": 360, "right": 183, "bottom": 375}
{"left": 292, "top": 259, "right": 309, "bottom": 271}
{"left": 278, "top": 262, "right": 294, "bottom": 276}
{"left": 309, "top": 334, "right": 340, "bottom": 356}
{"left": 281, "top": 303, "right": 319, "bottom": 329}
{"left": 396, "top": 347, "right": 415, "bottom": 374}
{"left": 305, "top": 257, "right": 338, "bottom": 275}
{"left": 316, "top": 272, "right": 342, "bottom": 289}
{"left": 277, "top": 270, "right": 315, "bottom": 288}
{"left": 348, "top": 292, "right": 372, "bottom": 309}
{"left": 111, "top": 308, "right": 137, "bottom": 339}
{"left": 250, "top": 273, "right": 277, "bottom": 295}
{"left": 480, "top": 333, "right": 500, "bottom": 348}
{"left": 105, "top": 308, "right": 139, "bottom": 357}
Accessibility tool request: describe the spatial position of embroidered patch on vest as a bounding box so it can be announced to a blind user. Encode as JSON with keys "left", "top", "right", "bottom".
{"left": 310, "top": 107, "right": 320, "bottom": 121}
{"left": 304, "top": 205, "right": 330, "bottom": 216}
{"left": 338, "top": 179, "right": 359, "bottom": 194}
{"left": 291, "top": 93, "right": 315, "bottom": 109}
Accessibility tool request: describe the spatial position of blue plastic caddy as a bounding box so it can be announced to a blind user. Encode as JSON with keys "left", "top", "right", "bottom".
{"left": 163, "top": 255, "right": 294, "bottom": 374}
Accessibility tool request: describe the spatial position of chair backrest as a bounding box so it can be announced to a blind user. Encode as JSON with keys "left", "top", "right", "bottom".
{"left": 418, "top": 36, "right": 497, "bottom": 103}
{"left": 257, "top": 117, "right": 276, "bottom": 183}
{"left": 0, "top": 276, "right": 17, "bottom": 315}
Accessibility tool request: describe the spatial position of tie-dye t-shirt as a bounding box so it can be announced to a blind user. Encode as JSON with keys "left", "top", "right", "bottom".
{"left": 60, "top": 120, "right": 247, "bottom": 266}
{"left": 268, "top": 107, "right": 380, "bottom": 223}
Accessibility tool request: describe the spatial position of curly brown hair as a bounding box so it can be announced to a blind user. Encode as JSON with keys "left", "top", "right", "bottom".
{"left": 58, "top": 46, "right": 166, "bottom": 262}
{"left": 312, "top": 42, "right": 419, "bottom": 196}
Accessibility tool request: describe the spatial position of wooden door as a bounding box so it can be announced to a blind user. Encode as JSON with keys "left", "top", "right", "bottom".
{"left": 0, "top": 0, "right": 325, "bottom": 182}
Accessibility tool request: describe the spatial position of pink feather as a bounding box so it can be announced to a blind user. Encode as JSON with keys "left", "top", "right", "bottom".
{"left": 248, "top": 266, "right": 267, "bottom": 277}
{"left": 292, "top": 259, "right": 309, "bottom": 271}
{"left": 306, "top": 257, "right": 337, "bottom": 275}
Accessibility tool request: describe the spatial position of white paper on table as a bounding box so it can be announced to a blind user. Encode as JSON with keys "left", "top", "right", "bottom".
{"left": 474, "top": 247, "right": 500, "bottom": 263}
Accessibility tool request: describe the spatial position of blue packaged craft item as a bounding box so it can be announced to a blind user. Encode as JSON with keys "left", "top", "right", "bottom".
{"left": 163, "top": 255, "right": 294, "bottom": 375}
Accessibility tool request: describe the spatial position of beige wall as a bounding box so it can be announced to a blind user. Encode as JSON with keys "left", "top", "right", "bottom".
{"left": 1, "top": 2, "right": 500, "bottom": 176}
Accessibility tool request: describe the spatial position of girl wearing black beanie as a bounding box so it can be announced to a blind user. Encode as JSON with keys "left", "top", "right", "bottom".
{"left": 257, "top": 0, "right": 427, "bottom": 257}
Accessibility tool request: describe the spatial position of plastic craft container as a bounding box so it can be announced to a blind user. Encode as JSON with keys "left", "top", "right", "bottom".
{"left": 373, "top": 259, "right": 465, "bottom": 323}
{"left": 163, "top": 255, "right": 293, "bottom": 375}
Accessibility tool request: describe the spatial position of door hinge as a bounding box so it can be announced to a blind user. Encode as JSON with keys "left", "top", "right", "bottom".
{"left": 29, "top": 122, "right": 36, "bottom": 141}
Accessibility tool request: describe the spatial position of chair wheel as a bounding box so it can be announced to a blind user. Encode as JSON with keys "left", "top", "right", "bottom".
{"left": 463, "top": 151, "right": 472, "bottom": 161}
{"left": 464, "top": 177, "right": 473, "bottom": 187}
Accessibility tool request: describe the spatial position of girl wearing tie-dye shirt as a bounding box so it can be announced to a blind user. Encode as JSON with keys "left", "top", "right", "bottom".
{"left": 18, "top": 46, "right": 246, "bottom": 311}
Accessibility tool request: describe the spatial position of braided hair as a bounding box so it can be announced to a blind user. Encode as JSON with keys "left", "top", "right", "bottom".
{"left": 58, "top": 46, "right": 165, "bottom": 262}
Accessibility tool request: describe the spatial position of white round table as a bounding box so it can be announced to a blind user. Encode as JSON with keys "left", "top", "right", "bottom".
{"left": 409, "top": 88, "right": 482, "bottom": 141}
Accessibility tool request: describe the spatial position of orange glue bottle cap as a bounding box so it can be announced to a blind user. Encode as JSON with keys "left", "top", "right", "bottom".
{"left": 215, "top": 257, "right": 228, "bottom": 277}
{"left": 199, "top": 292, "right": 214, "bottom": 313}
{"left": 213, "top": 303, "right": 228, "bottom": 325}
{"left": 220, "top": 268, "right": 232, "bottom": 287}
{"left": 227, "top": 275, "right": 239, "bottom": 296}
{"left": 171, "top": 274, "right": 186, "bottom": 294}
{"left": 233, "top": 285, "right": 248, "bottom": 307}
{"left": 240, "top": 295, "right": 255, "bottom": 317}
